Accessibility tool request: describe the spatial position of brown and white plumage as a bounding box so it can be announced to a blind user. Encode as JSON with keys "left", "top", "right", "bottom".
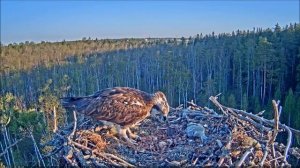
{"left": 61, "top": 87, "right": 170, "bottom": 143}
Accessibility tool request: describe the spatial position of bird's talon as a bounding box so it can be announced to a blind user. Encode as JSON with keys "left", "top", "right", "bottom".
{"left": 136, "top": 136, "right": 141, "bottom": 142}
{"left": 127, "top": 128, "right": 139, "bottom": 140}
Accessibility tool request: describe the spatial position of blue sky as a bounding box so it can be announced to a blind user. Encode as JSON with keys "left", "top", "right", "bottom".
{"left": 1, "top": 1, "right": 299, "bottom": 44}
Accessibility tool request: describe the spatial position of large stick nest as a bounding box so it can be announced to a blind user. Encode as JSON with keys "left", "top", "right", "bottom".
{"left": 45, "top": 97, "right": 300, "bottom": 167}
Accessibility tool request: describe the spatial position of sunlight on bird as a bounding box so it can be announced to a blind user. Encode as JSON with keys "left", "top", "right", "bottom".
{"left": 61, "top": 87, "right": 170, "bottom": 144}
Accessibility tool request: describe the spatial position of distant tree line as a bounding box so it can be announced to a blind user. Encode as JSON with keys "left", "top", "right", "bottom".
{"left": 0, "top": 23, "right": 300, "bottom": 165}
{"left": 0, "top": 38, "right": 153, "bottom": 73}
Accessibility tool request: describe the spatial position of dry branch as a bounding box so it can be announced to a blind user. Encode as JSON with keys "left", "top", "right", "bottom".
{"left": 283, "top": 124, "right": 292, "bottom": 163}
{"left": 68, "top": 110, "right": 77, "bottom": 142}
{"left": 43, "top": 95, "right": 300, "bottom": 167}
{"left": 235, "top": 147, "right": 254, "bottom": 167}
{"left": 209, "top": 95, "right": 300, "bottom": 167}
{"left": 209, "top": 96, "right": 300, "bottom": 136}
{"left": 270, "top": 100, "right": 279, "bottom": 144}
{"left": 259, "top": 147, "right": 268, "bottom": 167}
{"left": 53, "top": 106, "right": 58, "bottom": 133}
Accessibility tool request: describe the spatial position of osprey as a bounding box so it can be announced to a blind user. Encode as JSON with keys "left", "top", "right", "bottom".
{"left": 61, "top": 87, "right": 170, "bottom": 144}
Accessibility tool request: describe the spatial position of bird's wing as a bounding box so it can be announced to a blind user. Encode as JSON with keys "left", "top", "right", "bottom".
{"left": 84, "top": 87, "right": 153, "bottom": 126}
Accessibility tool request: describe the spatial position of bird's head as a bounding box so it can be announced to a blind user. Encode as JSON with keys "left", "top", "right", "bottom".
{"left": 153, "top": 91, "right": 170, "bottom": 121}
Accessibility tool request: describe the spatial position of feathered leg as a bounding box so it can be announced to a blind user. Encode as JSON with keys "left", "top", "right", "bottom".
{"left": 116, "top": 125, "right": 137, "bottom": 145}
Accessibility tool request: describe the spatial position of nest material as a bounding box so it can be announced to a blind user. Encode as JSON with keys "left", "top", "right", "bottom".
{"left": 45, "top": 97, "right": 300, "bottom": 167}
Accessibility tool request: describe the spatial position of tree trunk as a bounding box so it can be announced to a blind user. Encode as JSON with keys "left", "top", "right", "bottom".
{"left": 0, "top": 140, "right": 10, "bottom": 166}
{"left": 53, "top": 106, "right": 57, "bottom": 133}
{"left": 4, "top": 126, "right": 14, "bottom": 166}
{"left": 30, "top": 132, "right": 45, "bottom": 167}
{"left": 263, "top": 63, "right": 266, "bottom": 104}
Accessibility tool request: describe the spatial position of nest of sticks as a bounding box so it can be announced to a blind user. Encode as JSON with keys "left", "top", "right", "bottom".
{"left": 44, "top": 95, "right": 300, "bottom": 167}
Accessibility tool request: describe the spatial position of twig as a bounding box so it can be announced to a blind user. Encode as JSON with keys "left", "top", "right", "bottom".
{"left": 63, "top": 155, "right": 78, "bottom": 166}
{"left": 270, "top": 100, "right": 280, "bottom": 167}
{"left": 70, "top": 140, "right": 120, "bottom": 166}
{"left": 256, "top": 110, "right": 265, "bottom": 116}
{"left": 210, "top": 96, "right": 270, "bottom": 132}
{"left": 68, "top": 110, "right": 77, "bottom": 142}
{"left": 230, "top": 111, "right": 271, "bottom": 132}
{"left": 53, "top": 106, "right": 58, "bottom": 133}
{"left": 170, "top": 104, "right": 183, "bottom": 111}
{"left": 192, "top": 157, "right": 199, "bottom": 165}
{"left": 69, "top": 140, "right": 135, "bottom": 167}
{"left": 266, "top": 156, "right": 284, "bottom": 164}
{"left": 270, "top": 100, "right": 279, "bottom": 144}
{"left": 271, "top": 144, "right": 277, "bottom": 167}
{"left": 103, "top": 153, "right": 135, "bottom": 167}
{"left": 259, "top": 148, "right": 268, "bottom": 167}
{"left": 187, "top": 100, "right": 197, "bottom": 107}
{"left": 199, "top": 154, "right": 213, "bottom": 166}
{"left": 217, "top": 157, "right": 225, "bottom": 167}
{"left": 209, "top": 96, "right": 299, "bottom": 166}
{"left": 209, "top": 96, "right": 300, "bottom": 136}
{"left": 209, "top": 96, "right": 228, "bottom": 116}
{"left": 215, "top": 93, "right": 222, "bottom": 97}
{"left": 282, "top": 124, "right": 292, "bottom": 163}
{"left": 235, "top": 147, "right": 254, "bottom": 167}
{"left": 4, "top": 116, "right": 11, "bottom": 126}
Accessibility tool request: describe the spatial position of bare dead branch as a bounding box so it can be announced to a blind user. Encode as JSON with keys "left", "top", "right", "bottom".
{"left": 209, "top": 96, "right": 300, "bottom": 167}
{"left": 70, "top": 140, "right": 134, "bottom": 167}
{"left": 235, "top": 147, "right": 254, "bottom": 167}
{"left": 44, "top": 95, "right": 300, "bottom": 167}
{"left": 270, "top": 100, "right": 279, "bottom": 144}
{"left": 187, "top": 100, "right": 197, "bottom": 107}
{"left": 259, "top": 148, "right": 268, "bottom": 167}
{"left": 68, "top": 110, "right": 77, "bottom": 142}
{"left": 208, "top": 96, "right": 228, "bottom": 116}
{"left": 256, "top": 110, "right": 265, "bottom": 116}
{"left": 209, "top": 96, "right": 300, "bottom": 136}
{"left": 282, "top": 124, "right": 292, "bottom": 163}
{"left": 53, "top": 106, "right": 58, "bottom": 133}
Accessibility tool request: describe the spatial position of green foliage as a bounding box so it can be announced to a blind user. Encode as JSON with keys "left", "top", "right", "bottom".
{"left": 283, "top": 89, "right": 296, "bottom": 126}
{"left": 253, "top": 96, "right": 261, "bottom": 113}
{"left": 0, "top": 24, "right": 300, "bottom": 166}
{"left": 0, "top": 93, "right": 47, "bottom": 166}
{"left": 9, "top": 110, "right": 45, "bottom": 135}
{"left": 227, "top": 94, "right": 236, "bottom": 108}
{"left": 241, "top": 93, "right": 248, "bottom": 110}
{"left": 274, "top": 87, "right": 282, "bottom": 100}
{"left": 263, "top": 99, "right": 274, "bottom": 119}
{"left": 0, "top": 93, "right": 23, "bottom": 126}
{"left": 295, "top": 97, "right": 300, "bottom": 144}
{"left": 0, "top": 38, "right": 147, "bottom": 73}
{"left": 38, "top": 79, "right": 66, "bottom": 132}
{"left": 0, "top": 93, "right": 46, "bottom": 134}
{"left": 1, "top": 24, "right": 299, "bottom": 108}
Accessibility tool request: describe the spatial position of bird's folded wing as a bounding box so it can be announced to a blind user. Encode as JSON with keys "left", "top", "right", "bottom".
{"left": 84, "top": 89, "right": 150, "bottom": 126}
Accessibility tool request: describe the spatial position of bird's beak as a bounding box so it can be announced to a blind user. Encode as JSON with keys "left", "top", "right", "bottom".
{"left": 163, "top": 116, "right": 167, "bottom": 121}
{"left": 163, "top": 114, "right": 168, "bottom": 123}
